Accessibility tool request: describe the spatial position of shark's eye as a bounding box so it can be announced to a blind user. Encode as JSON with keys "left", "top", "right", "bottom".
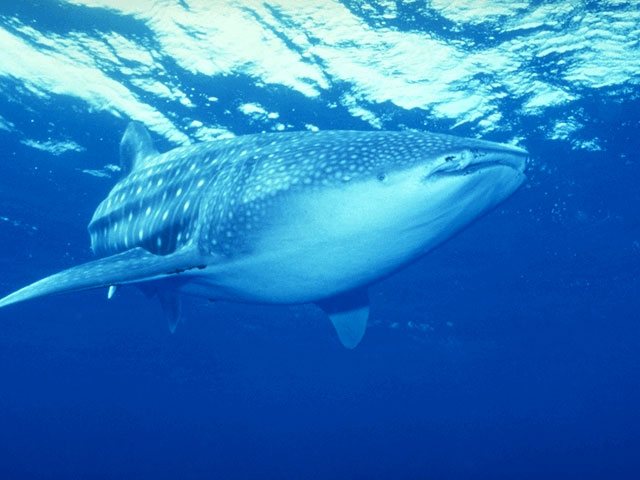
{"left": 377, "top": 172, "right": 387, "bottom": 182}
{"left": 444, "top": 155, "right": 455, "bottom": 162}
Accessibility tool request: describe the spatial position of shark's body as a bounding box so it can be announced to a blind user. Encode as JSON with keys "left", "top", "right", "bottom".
{"left": 0, "top": 123, "right": 527, "bottom": 347}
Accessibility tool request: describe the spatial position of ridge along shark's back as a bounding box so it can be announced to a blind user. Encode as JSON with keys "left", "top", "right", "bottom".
{"left": 0, "top": 122, "right": 527, "bottom": 348}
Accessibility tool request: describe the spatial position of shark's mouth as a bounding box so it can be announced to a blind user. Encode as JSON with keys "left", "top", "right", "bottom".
{"left": 431, "top": 150, "right": 527, "bottom": 179}
{"left": 434, "top": 161, "right": 523, "bottom": 178}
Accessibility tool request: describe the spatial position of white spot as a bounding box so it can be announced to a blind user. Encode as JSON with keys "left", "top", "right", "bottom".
{"left": 190, "top": 163, "right": 196, "bottom": 170}
{"left": 183, "top": 201, "right": 190, "bottom": 212}
{"left": 146, "top": 207, "right": 151, "bottom": 216}
{"left": 136, "top": 186, "right": 142, "bottom": 194}
{"left": 138, "top": 229, "right": 144, "bottom": 240}
{"left": 157, "top": 179, "right": 163, "bottom": 186}
{"left": 162, "top": 210, "right": 169, "bottom": 221}
{"left": 177, "top": 232, "right": 182, "bottom": 242}
{"left": 176, "top": 188, "right": 182, "bottom": 197}
{"left": 128, "top": 212, "right": 133, "bottom": 221}
{"left": 197, "top": 179, "right": 205, "bottom": 188}
{"left": 157, "top": 237, "right": 162, "bottom": 248}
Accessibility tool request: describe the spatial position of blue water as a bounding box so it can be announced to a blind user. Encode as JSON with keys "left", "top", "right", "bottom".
{"left": 1, "top": 1, "right": 639, "bottom": 478}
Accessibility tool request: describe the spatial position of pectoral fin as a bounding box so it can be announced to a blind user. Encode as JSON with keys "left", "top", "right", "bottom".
{"left": 317, "top": 289, "right": 369, "bottom": 349}
{"left": 0, "top": 247, "right": 203, "bottom": 309}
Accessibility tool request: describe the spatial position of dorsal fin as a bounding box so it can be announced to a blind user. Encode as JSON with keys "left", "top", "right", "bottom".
{"left": 119, "top": 121, "right": 158, "bottom": 175}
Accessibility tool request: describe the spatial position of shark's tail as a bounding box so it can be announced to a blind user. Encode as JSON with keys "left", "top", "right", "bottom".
{"left": 0, "top": 247, "right": 204, "bottom": 309}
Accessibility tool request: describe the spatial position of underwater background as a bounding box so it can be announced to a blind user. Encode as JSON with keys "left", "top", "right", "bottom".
{"left": 0, "top": 1, "right": 639, "bottom": 478}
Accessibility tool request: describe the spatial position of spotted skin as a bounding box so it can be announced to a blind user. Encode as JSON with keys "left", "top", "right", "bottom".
{"left": 89, "top": 129, "right": 524, "bottom": 259}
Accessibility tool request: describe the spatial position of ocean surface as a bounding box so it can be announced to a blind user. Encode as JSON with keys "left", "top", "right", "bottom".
{"left": 0, "top": 1, "right": 639, "bottom": 478}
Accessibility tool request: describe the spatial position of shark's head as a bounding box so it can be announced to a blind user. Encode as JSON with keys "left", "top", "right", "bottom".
{"left": 357, "top": 132, "right": 527, "bottom": 260}
{"left": 387, "top": 133, "right": 527, "bottom": 222}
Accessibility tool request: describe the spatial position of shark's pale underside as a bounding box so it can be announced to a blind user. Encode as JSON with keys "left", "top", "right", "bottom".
{"left": 0, "top": 123, "right": 527, "bottom": 347}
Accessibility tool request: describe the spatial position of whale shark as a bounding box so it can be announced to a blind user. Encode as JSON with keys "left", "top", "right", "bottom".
{"left": 0, "top": 122, "right": 527, "bottom": 347}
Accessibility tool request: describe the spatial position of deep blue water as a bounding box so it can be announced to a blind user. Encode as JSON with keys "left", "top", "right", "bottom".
{"left": 1, "top": 1, "right": 640, "bottom": 479}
